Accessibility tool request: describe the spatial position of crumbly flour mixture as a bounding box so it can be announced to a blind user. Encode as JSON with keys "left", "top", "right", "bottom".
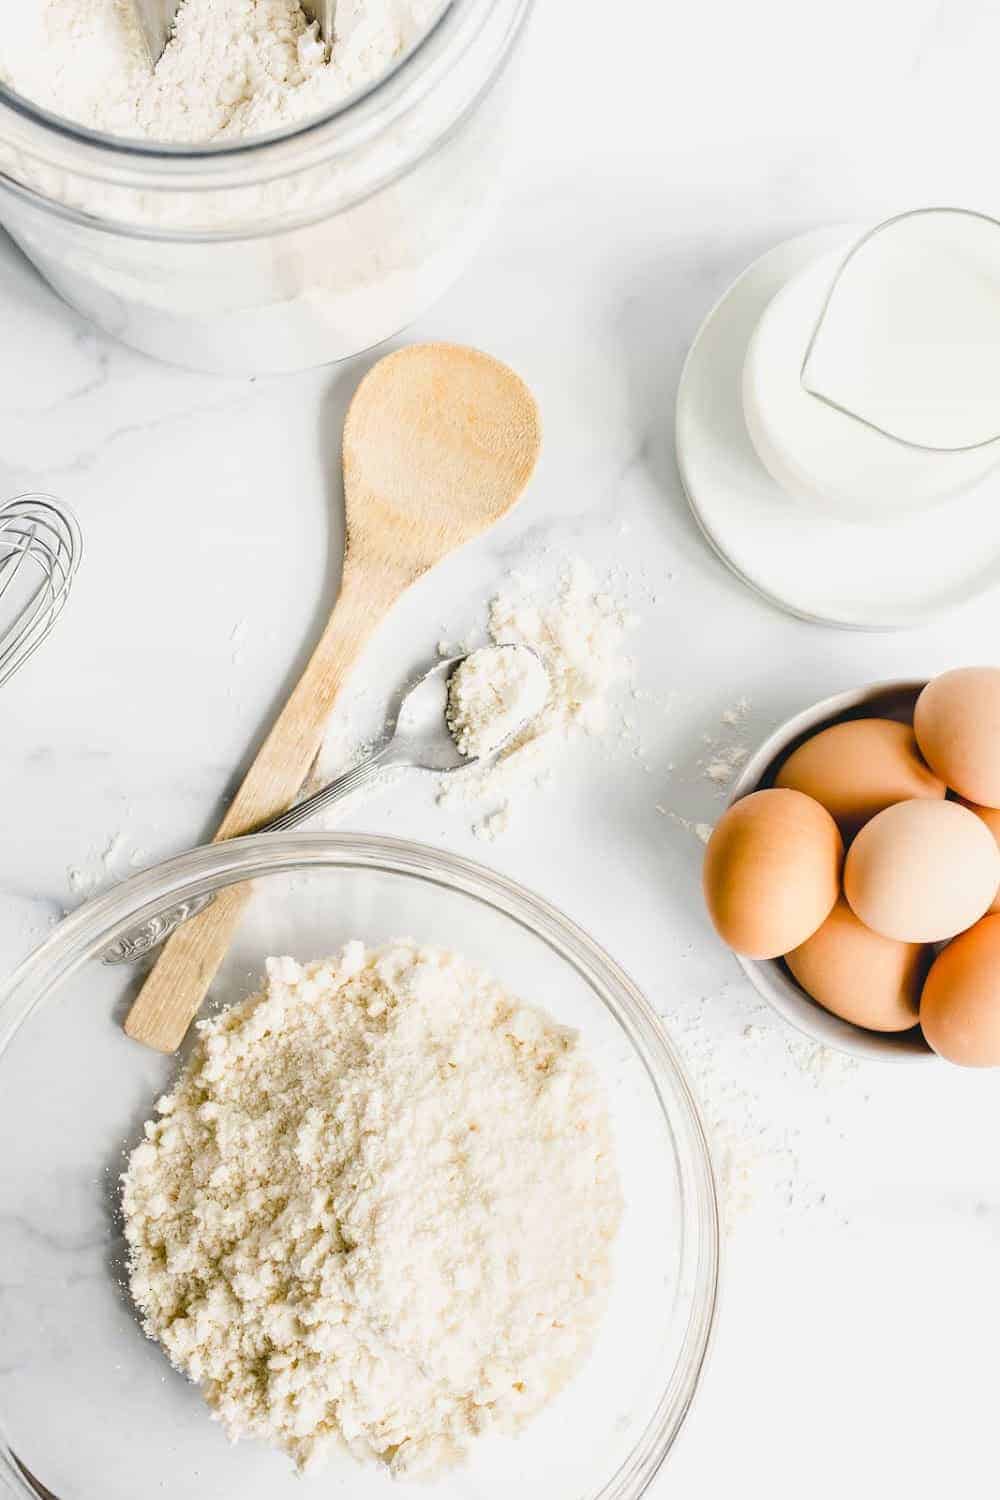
{"left": 437, "top": 561, "right": 639, "bottom": 835}
{"left": 122, "top": 941, "right": 622, "bottom": 1477}
{"left": 0, "top": 0, "right": 437, "bottom": 143}
{"left": 446, "top": 645, "right": 549, "bottom": 761}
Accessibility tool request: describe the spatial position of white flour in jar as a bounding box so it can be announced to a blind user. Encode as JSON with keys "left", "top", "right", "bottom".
{"left": 0, "top": 0, "right": 503, "bottom": 375}
{"left": 0, "top": 0, "right": 439, "bottom": 143}
{"left": 122, "top": 941, "right": 622, "bottom": 1477}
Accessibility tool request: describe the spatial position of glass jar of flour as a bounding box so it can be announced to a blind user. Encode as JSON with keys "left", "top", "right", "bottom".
{"left": 0, "top": 0, "right": 532, "bottom": 373}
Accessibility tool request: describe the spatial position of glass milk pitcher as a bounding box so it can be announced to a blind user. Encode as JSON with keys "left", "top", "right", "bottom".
{"left": 742, "top": 208, "right": 1000, "bottom": 521}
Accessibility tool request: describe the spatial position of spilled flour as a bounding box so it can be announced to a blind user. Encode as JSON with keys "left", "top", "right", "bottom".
{"left": 668, "top": 982, "right": 868, "bottom": 1234}
{"left": 66, "top": 830, "right": 149, "bottom": 900}
{"left": 122, "top": 941, "right": 622, "bottom": 1478}
{"left": 438, "top": 561, "right": 639, "bottom": 838}
{"left": 314, "top": 559, "right": 639, "bottom": 842}
{"left": 700, "top": 698, "right": 752, "bottom": 788}
{"left": 655, "top": 697, "right": 758, "bottom": 846}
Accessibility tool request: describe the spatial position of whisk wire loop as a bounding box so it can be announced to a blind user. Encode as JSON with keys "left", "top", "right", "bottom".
{"left": 0, "top": 495, "right": 82, "bottom": 691}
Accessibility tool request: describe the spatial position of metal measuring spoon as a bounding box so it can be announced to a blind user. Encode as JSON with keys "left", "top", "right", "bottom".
{"left": 132, "top": 0, "right": 336, "bottom": 67}
{"left": 101, "top": 645, "right": 546, "bottom": 964}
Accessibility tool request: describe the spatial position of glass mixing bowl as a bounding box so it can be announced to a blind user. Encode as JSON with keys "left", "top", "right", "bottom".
{"left": 0, "top": 0, "right": 532, "bottom": 373}
{"left": 0, "top": 833, "right": 719, "bottom": 1500}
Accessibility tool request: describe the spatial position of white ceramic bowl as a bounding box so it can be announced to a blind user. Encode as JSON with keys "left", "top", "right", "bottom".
{"left": 726, "top": 680, "right": 936, "bottom": 1063}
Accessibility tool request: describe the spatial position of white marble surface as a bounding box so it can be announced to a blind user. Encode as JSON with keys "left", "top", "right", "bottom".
{"left": 2, "top": 0, "right": 1000, "bottom": 1494}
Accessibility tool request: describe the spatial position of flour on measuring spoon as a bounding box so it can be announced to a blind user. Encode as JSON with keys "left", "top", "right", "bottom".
{"left": 446, "top": 646, "right": 549, "bottom": 761}
{"left": 438, "top": 561, "right": 640, "bottom": 836}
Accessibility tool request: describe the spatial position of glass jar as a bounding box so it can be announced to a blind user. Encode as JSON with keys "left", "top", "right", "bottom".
{"left": 0, "top": 0, "right": 532, "bottom": 374}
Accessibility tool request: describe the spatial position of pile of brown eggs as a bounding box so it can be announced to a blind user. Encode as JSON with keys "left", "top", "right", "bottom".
{"left": 703, "top": 667, "right": 1000, "bottom": 1066}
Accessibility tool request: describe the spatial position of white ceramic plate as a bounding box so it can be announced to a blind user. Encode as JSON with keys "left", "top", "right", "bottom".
{"left": 675, "top": 229, "right": 1000, "bottom": 631}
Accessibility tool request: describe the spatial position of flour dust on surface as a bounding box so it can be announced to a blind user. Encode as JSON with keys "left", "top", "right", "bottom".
{"left": 316, "top": 557, "right": 641, "bottom": 842}
{"left": 438, "top": 560, "right": 640, "bottom": 839}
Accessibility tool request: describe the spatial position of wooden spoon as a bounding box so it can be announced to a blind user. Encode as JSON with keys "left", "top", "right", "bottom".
{"left": 124, "top": 343, "right": 541, "bottom": 1052}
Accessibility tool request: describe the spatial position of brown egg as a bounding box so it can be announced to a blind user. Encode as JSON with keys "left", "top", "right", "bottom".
{"left": 956, "top": 800, "right": 1000, "bottom": 913}
{"left": 914, "top": 667, "right": 1000, "bottom": 806}
{"left": 844, "top": 798, "right": 1000, "bottom": 943}
{"left": 921, "top": 913, "right": 1000, "bottom": 1067}
{"left": 703, "top": 788, "right": 843, "bottom": 959}
{"left": 785, "top": 897, "right": 927, "bottom": 1032}
{"left": 775, "top": 718, "right": 945, "bottom": 841}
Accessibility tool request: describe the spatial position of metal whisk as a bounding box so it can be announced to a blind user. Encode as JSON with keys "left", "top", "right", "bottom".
{"left": 0, "top": 495, "right": 82, "bottom": 691}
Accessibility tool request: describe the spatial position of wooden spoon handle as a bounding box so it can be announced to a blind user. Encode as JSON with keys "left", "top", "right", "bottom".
{"left": 123, "top": 559, "right": 404, "bottom": 1053}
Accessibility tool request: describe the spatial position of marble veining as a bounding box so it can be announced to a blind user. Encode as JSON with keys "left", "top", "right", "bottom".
{"left": 1, "top": 0, "right": 1000, "bottom": 1494}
